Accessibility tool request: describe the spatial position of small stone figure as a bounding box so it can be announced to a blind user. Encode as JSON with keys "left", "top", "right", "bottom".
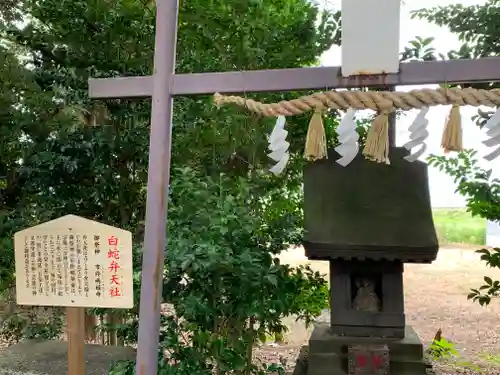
{"left": 352, "top": 278, "right": 380, "bottom": 312}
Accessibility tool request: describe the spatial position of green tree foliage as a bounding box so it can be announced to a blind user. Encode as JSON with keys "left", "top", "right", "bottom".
{"left": 161, "top": 167, "right": 327, "bottom": 375}
{"left": 0, "top": 0, "right": 338, "bottom": 371}
{"left": 428, "top": 151, "right": 500, "bottom": 306}
{"left": 0, "top": 0, "right": 19, "bottom": 22}
{"left": 413, "top": 1, "right": 500, "bottom": 64}
{"left": 1, "top": 0, "right": 340, "bottom": 229}
{"left": 411, "top": 1, "right": 500, "bottom": 306}
{"left": 0, "top": 47, "right": 31, "bottom": 292}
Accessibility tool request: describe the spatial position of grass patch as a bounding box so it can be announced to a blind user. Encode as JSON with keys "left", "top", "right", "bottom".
{"left": 433, "top": 208, "right": 486, "bottom": 246}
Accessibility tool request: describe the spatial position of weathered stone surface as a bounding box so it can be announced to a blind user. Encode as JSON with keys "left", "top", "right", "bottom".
{"left": 308, "top": 353, "right": 343, "bottom": 375}
{"left": 304, "top": 324, "right": 429, "bottom": 375}
{"left": 292, "top": 346, "right": 308, "bottom": 375}
{"left": 303, "top": 147, "right": 438, "bottom": 263}
{"left": 0, "top": 340, "right": 136, "bottom": 375}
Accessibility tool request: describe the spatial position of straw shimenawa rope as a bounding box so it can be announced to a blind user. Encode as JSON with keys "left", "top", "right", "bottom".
{"left": 214, "top": 86, "right": 496, "bottom": 163}
{"left": 213, "top": 87, "right": 500, "bottom": 115}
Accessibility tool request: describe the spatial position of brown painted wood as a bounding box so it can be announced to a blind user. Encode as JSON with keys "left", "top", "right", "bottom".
{"left": 67, "top": 307, "right": 85, "bottom": 375}
{"left": 89, "top": 57, "right": 500, "bottom": 99}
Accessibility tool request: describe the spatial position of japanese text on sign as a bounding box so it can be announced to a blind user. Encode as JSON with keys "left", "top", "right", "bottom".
{"left": 108, "top": 235, "right": 121, "bottom": 298}
{"left": 14, "top": 215, "right": 133, "bottom": 308}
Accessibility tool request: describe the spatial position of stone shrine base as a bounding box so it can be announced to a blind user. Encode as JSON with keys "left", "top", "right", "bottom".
{"left": 293, "top": 324, "right": 433, "bottom": 375}
{"left": 0, "top": 340, "right": 136, "bottom": 375}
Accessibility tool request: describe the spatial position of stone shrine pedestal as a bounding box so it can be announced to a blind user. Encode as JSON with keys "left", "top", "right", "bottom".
{"left": 294, "top": 324, "right": 431, "bottom": 375}
{"left": 290, "top": 259, "right": 432, "bottom": 375}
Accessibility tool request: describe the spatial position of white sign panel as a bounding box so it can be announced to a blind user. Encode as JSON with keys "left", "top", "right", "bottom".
{"left": 14, "top": 215, "right": 133, "bottom": 308}
{"left": 487, "top": 220, "right": 500, "bottom": 247}
{"left": 341, "top": 0, "right": 401, "bottom": 76}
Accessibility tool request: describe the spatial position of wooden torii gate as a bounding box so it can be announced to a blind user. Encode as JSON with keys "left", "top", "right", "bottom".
{"left": 88, "top": 1, "right": 500, "bottom": 375}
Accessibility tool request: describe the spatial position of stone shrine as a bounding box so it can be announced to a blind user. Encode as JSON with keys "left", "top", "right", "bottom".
{"left": 297, "top": 147, "right": 438, "bottom": 375}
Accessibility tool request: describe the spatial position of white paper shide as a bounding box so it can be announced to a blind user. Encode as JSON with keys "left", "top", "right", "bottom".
{"left": 482, "top": 107, "right": 500, "bottom": 161}
{"left": 335, "top": 108, "right": 359, "bottom": 167}
{"left": 403, "top": 107, "right": 429, "bottom": 162}
{"left": 268, "top": 115, "right": 290, "bottom": 175}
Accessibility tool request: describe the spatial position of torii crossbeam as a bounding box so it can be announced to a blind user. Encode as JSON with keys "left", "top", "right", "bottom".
{"left": 88, "top": 1, "right": 500, "bottom": 375}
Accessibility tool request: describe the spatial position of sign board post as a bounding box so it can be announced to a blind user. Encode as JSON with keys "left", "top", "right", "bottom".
{"left": 14, "top": 214, "right": 133, "bottom": 375}
{"left": 67, "top": 307, "right": 85, "bottom": 375}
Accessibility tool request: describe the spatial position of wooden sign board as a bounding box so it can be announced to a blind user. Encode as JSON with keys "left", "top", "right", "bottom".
{"left": 14, "top": 215, "right": 133, "bottom": 309}
{"left": 341, "top": 0, "right": 401, "bottom": 76}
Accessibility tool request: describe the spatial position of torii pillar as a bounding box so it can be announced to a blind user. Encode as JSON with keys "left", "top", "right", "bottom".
{"left": 88, "top": 1, "right": 500, "bottom": 374}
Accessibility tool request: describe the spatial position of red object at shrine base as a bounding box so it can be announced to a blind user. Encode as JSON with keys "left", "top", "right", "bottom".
{"left": 348, "top": 344, "right": 389, "bottom": 375}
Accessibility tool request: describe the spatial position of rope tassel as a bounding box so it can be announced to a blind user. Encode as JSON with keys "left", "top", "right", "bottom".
{"left": 441, "top": 105, "right": 463, "bottom": 153}
{"left": 362, "top": 110, "right": 390, "bottom": 164}
{"left": 304, "top": 110, "right": 328, "bottom": 161}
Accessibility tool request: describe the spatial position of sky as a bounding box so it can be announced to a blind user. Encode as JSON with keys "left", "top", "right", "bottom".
{"left": 319, "top": 0, "right": 493, "bottom": 208}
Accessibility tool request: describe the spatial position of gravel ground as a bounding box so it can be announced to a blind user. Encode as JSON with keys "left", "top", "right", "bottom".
{"left": 256, "top": 246, "right": 500, "bottom": 374}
